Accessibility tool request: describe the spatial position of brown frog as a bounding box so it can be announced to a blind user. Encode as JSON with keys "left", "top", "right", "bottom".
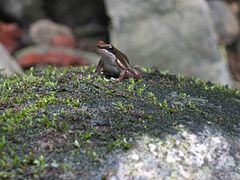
{"left": 96, "top": 41, "right": 141, "bottom": 81}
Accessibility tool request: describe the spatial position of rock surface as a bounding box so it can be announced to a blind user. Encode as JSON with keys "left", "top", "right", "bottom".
{"left": 104, "top": 0, "right": 232, "bottom": 85}
{"left": 0, "top": 66, "right": 239, "bottom": 179}
{"left": 107, "top": 125, "right": 240, "bottom": 179}
{"left": 0, "top": 44, "right": 23, "bottom": 75}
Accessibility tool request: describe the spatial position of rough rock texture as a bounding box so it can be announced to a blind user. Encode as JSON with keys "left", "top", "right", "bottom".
{"left": 0, "top": 44, "right": 23, "bottom": 75}
{"left": 104, "top": 0, "right": 232, "bottom": 85}
{"left": 0, "top": 66, "right": 239, "bottom": 179}
{"left": 208, "top": 0, "right": 239, "bottom": 44}
{"left": 108, "top": 126, "right": 240, "bottom": 179}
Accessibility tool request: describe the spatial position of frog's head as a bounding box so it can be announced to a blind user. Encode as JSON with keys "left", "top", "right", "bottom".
{"left": 96, "top": 41, "right": 116, "bottom": 59}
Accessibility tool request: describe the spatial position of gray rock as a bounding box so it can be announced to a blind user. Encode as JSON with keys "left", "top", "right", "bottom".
{"left": 208, "top": 0, "right": 239, "bottom": 44}
{"left": 0, "top": 44, "right": 23, "bottom": 76}
{"left": 29, "top": 19, "right": 73, "bottom": 45}
{"left": 104, "top": 0, "right": 232, "bottom": 85}
{"left": 105, "top": 126, "right": 240, "bottom": 180}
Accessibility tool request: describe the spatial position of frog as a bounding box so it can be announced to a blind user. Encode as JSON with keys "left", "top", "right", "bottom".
{"left": 95, "top": 41, "right": 141, "bottom": 81}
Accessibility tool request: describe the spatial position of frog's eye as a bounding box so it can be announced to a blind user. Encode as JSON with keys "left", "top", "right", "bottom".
{"left": 106, "top": 45, "right": 113, "bottom": 51}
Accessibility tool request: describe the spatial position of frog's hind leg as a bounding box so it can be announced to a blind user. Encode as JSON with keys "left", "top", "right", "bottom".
{"left": 116, "top": 70, "right": 126, "bottom": 81}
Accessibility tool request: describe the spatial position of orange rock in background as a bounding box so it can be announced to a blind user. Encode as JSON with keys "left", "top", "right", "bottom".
{"left": 0, "top": 22, "right": 22, "bottom": 38}
{"left": 13, "top": 19, "right": 96, "bottom": 68}
{"left": 0, "top": 37, "right": 18, "bottom": 54}
{"left": 0, "top": 22, "right": 22, "bottom": 53}
{"left": 17, "top": 53, "right": 42, "bottom": 68}
{"left": 17, "top": 51, "right": 89, "bottom": 68}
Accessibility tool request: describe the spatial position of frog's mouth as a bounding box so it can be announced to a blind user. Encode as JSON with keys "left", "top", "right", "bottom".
{"left": 97, "top": 44, "right": 112, "bottom": 49}
{"left": 96, "top": 41, "right": 113, "bottom": 49}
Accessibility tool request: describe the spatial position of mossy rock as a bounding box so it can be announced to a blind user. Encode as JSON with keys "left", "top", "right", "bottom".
{"left": 0, "top": 66, "right": 239, "bottom": 179}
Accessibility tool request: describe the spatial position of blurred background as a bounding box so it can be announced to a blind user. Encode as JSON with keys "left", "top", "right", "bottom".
{"left": 0, "top": 0, "right": 240, "bottom": 88}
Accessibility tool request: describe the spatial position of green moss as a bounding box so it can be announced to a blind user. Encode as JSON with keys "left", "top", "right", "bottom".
{"left": 0, "top": 135, "right": 6, "bottom": 149}
{"left": 107, "top": 140, "right": 133, "bottom": 151}
{"left": 0, "top": 66, "right": 239, "bottom": 179}
{"left": 114, "top": 101, "right": 134, "bottom": 113}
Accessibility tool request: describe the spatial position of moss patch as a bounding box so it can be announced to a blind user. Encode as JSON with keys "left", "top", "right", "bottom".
{"left": 0, "top": 66, "right": 239, "bottom": 179}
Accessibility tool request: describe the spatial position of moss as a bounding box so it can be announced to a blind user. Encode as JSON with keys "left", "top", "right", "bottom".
{"left": 0, "top": 66, "right": 239, "bottom": 179}
{"left": 107, "top": 140, "right": 133, "bottom": 151}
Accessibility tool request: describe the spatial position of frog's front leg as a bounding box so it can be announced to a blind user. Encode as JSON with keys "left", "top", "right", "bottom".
{"left": 95, "top": 59, "right": 104, "bottom": 74}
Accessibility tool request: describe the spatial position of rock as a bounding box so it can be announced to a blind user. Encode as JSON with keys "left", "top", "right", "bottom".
{"left": 0, "top": 67, "right": 239, "bottom": 179}
{"left": 108, "top": 127, "right": 240, "bottom": 179}
{"left": 30, "top": 19, "right": 73, "bottom": 45}
{"left": 51, "top": 35, "right": 76, "bottom": 48}
{"left": 104, "top": 0, "right": 232, "bottom": 85}
{"left": 208, "top": 0, "right": 239, "bottom": 44}
{"left": 15, "top": 45, "right": 99, "bottom": 68}
{"left": 0, "top": 22, "right": 22, "bottom": 53}
{"left": 17, "top": 51, "right": 89, "bottom": 68}
{"left": 0, "top": 44, "right": 23, "bottom": 75}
